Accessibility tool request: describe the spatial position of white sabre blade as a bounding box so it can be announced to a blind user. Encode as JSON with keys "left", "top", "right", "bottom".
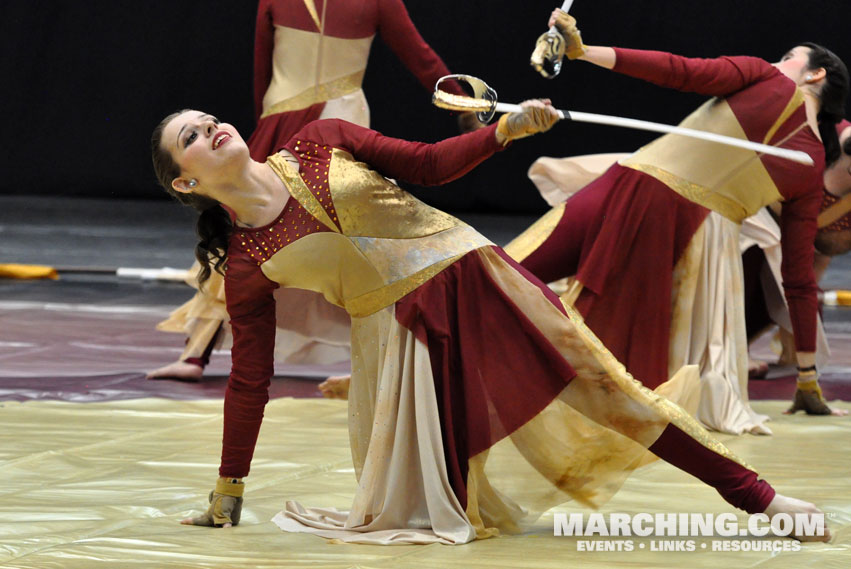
{"left": 432, "top": 77, "right": 814, "bottom": 166}
{"left": 491, "top": 102, "right": 814, "bottom": 166}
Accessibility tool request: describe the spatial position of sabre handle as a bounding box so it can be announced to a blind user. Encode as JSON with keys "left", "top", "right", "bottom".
{"left": 493, "top": 102, "right": 568, "bottom": 121}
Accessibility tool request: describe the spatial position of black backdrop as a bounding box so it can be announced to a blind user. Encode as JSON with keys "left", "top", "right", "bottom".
{"left": 2, "top": 1, "right": 849, "bottom": 213}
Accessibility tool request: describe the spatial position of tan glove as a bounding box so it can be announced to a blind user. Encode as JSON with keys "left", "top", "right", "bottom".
{"left": 496, "top": 100, "right": 560, "bottom": 142}
{"left": 550, "top": 9, "right": 587, "bottom": 60}
{"left": 181, "top": 477, "right": 245, "bottom": 527}
{"left": 786, "top": 366, "right": 833, "bottom": 415}
{"left": 786, "top": 375, "right": 834, "bottom": 415}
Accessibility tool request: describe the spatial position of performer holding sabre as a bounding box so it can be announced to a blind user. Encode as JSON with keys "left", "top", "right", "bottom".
{"left": 530, "top": 0, "right": 576, "bottom": 78}
{"left": 507, "top": 8, "right": 849, "bottom": 428}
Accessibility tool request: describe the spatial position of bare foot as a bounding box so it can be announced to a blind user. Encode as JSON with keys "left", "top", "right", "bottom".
{"left": 146, "top": 361, "right": 204, "bottom": 382}
{"left": 764, "top": 493, "right": 830, "bottom": 542}
{"left": 180, "top": 517, "right": 231, "bottom": 528}
{"left": 746, "top": 422, "right": 773, "bottom": 436}
{"left": 318, "top": 375, "right": 351, "bottom": 400}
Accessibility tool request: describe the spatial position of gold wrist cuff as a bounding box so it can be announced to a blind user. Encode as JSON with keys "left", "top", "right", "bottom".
{"left": 496, "top": 113, "right": 535, "bottom": 142}
{"left": 215, "top": 477, "right": 245, "bottom": 497}
{"left": 496, "top": 114, "right": 511, "bottom": 139}
{"left": 566, "top": 41, "right": 587, "bottom": 60}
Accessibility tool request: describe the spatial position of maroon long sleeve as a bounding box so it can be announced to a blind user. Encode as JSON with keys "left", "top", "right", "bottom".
{"left": 219, "top": 256, "right": 278, "bottom": 478}
{"left": 375, "top": 0, "right": 463, "bottom": 95}
{"left": 294, "top": 119, "right": 503, "bottom": 185}
{"left": 252, "top": 0, "right": 275, "bottom": 123}
{"left": 778, "top": 180, "right": 823, "bottom": 352}
{"left": 612, "top": 48, "right": 776, "bottom": 97}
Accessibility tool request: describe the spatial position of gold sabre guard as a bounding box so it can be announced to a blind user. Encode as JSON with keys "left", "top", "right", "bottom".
{"left": 431, "top": 74, "right": 813, "bottom": 165}
{"left": 433, "top": 75, "right": 499, "bottom": 123}
{"left": 530, "top": 30, "right": 566, "bottom": 78}
{"left": 530, "top": 0, "right": 575, "bottom": 78}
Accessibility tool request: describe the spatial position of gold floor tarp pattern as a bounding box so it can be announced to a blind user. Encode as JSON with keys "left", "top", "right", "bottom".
{"left": 1, "top": 397, "right": 849, "bottom": 568}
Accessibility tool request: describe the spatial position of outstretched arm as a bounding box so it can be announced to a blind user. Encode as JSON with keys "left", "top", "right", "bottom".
{"left": 181, "top": 257, "right": 279, "bottom": 528}
{"left": 296, "top": 103, "right": 558, "bottom": 186}
{"left": 601, "top": 48, "right": 775, "bottom": 97}
{"left": 780, "top": 191, "right": 848, "bottom": 415}
{"left": 779, "top": 192, "right": 821, "bottom": 358}
{"left": 219, "top": 260, "right": 279, "bottom": 479}
{"left": 550, "top": 9, "right": 775, "bottom": 97}
{"left": 577, "top": 45, "right": 616, "bottom": 69}
{"left": 319, "top": 119, "right": 503, "bottom": 186}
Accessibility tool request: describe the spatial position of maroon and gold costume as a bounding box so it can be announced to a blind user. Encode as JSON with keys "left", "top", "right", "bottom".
{"left": 511, "top": 49, "right": 824, "bottom": 400}
{"left": 249, "top": 0, "right": 463, "bottom": 160}
{"left": 157, "top": 0, "right": 466, "bottom": 370}
{"left": 218, "top": 119, "right": 773, "bottom": 544}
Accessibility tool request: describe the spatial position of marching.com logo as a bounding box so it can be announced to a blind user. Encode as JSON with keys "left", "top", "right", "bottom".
{"left": 553, "top": 513, "right": 823, "bottom": 552}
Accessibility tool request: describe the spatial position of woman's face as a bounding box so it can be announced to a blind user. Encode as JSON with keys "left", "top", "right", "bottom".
{"left": 161, "top": 110, "right": 248, "bottom": 190}
{"left": 824, "top": 126, "right": 851, "bottom": 195}
{"left": 774, "top": 45, "right": 814, "bottom": 84}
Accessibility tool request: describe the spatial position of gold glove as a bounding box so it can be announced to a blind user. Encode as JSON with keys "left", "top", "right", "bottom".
{"left": 182, "top": 477, "right": 245, "bottom": 527}
{"left": 496, "top": 101, "right": 559, "bottom": 142}
{"left": 551, "top": 10, "right": 587, "bottom": 60}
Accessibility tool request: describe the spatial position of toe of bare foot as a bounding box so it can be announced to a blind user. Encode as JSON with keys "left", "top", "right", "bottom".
{"left": 146, "top": 361, "right": 204, "bottom": 382}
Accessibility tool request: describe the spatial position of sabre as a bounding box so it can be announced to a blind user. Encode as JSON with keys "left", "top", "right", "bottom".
{"left": 530, "top": 0, "right": 574, "bottom": 78}
{"left": 433, "top": 75, "right": 814, "bottom": 166}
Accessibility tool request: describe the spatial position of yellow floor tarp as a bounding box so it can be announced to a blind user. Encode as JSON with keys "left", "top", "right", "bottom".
{"left": 1, "top": 397, "right": 848, "bottom": 568}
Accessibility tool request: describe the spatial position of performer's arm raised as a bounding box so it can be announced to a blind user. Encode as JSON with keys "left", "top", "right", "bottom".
{"left": 293, "top": 103, "right": 558, "bottom": 187}
{"left": 549, "top": 9, "right": 774, "bottom": 96}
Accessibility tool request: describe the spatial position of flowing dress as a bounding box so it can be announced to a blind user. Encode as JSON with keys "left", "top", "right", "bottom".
{"left": 507, "top": 49, "right": 824, "bottom": 435}
{"left": 217, "top": 119, "right": 775, "bottom": 544}
{"left": 518, "top": 154, "right": 833, "bottom": 429}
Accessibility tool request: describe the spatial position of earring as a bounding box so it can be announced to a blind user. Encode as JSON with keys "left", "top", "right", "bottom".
{"left": 188, "top": 179, "right": 198, "bottom": 187}
{"left": 806, "top": 74, "right": 813, "bottom": 81}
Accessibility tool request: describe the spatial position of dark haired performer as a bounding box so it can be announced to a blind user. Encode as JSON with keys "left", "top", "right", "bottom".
{"left": 510, "top": 9, "right": 849, "bottom": 429}
{"left": 151, "top": 104, "right": 826, "bottom": 543}
{"left": 149, "top": 0, "right": 476, "bottom": 382}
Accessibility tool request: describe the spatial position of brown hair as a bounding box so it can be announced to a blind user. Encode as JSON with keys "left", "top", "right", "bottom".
{"left": 151, "top": 110, "right": 231, "bottom": 286}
